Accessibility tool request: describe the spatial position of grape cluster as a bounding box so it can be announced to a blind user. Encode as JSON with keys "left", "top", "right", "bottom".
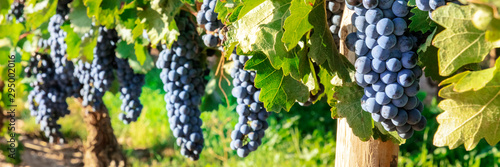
{"left": 229, "top": 53, "right": 269, "bottom": 157}
{"left": 25, "top": 53, "right": 68, "bottom": 144}
{"left": 77, "top": 26, "right": 118, "bottom": 110}
{"left": 115, "top": 57, "right": 145, "bottom": 124}
{"left": 7, "top": 1, "right": 25, "bottom": 23}
{"left": 197, "top": 0, "right": 224, "bottom": 47}
{"left": 346, "top": 0, "right": 427, "bottom": 139}
{"left": 327, "top": 0, "right": 345, "bottom": 46}
{"left": 156, "top": 12, "right": 207, "bottom": 160}
{"left": 47, "top": 13, "right": 82, "bottom": 98}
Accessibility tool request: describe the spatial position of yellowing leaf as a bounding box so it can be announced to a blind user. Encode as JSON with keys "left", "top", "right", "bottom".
{"left": 435, "top": 77, "right": 500, "bottom": 150}
{"left": 440, "top": 58, "right": 500, "bottom": 92}
{"left": 432, "top": 4, "right": 496, "bottom": 76}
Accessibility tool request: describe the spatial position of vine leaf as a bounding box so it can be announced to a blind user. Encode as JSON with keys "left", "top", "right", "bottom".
{"left": 432, "top": 4, "right": 496, "bottom": 76}
{"left": 282, "top": 0, "right": 314, "bottom": 50}
{"left": 25, "top": 0, "right": 57, "bottom": 30}
{"left": 225, "top": 1, "right": 291, "bottom": 67}
{"left": 116, "top": 40, "right": 153, "bottom": 73}
{"left": 319, "top": 66, "right": 335, "bottom": 110}
{"left": 419, "top": 46, "right": 447, "bottom": 81}
{"left": 69, "top": 0, "right": 92, "bottom": 37}
{"left": 61, "top": 24, "right": 81, "bottom": 60}
{"left": 332, "top": 82, "right": 373, "bottom": 141}
{"left": 245, "top": 53, "right": 309, "bottom": 112}
{"left": 226, "top": 0, "right": 309, "bottom": 79}
{"left": 440, "top": 58, "right": 500, "bottom": 93}
{"left": 409, "top": 7, "right": 436, "bottom": 33}
{"left": 434, "top": 72, "right": 500, "bottom": 150}
{"left": 137, "top": 1, "right": 182, "bottom": 47}
{"left": 308, "top": 0, "right": 352, "bottom": 81}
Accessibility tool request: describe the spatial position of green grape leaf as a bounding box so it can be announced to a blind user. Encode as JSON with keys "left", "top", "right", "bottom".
{"left": 134, "top": 41, "right": 147, "bottom": 65}
{"left": 417, "top": 26, "right": 438, "bottom": 53}
{"left": 116, "top": 24, "right": 134, "bottom": 44}
{"left": 419, "top": 46, "right": 446, "bottom": 81}
{"left": 61, "top": 24, "right": 81, "bottom": 60}
{"left": 245, "top": 53, "right": 309, "bottom": 112}
{"left": 25, "top": 0, "right": 57, "bottom": 30}
{"left": 69, "top": 0, "right": 93, "bottom": 37}
{"left": 236, "top": 0, "right": 267, "bottom": 20}
{"left": 225, "top": 0, "right": 312, "bottom": 79}
{"left": 137, "top": 0, "right": 182, "bottom": 47}
{"left": 432, "top": 4, "right": 496, "bottom": 76}
{"left": 434, "top": 73, "right": 500, "bottom": 150}
{"left": 409, "top": 7, "right": 436, "bottom": 33}
{"left": 0, "top": 23, "right": 24, "bottom": 47}
{"left": 81, "top": 36, "right": 96, "bottom": 61}
{"left": 408, "top": 0, "right": 416, "bottom": 6}
{"left": 0, "top": 0, "right": 9, "bottom": 12}
{"left": 282, "top": 0, "right": 314, "bottom": 50}
{"left": 225, "top": 1, "right": 290, "bottom": 67}
{"left": 319, "top": 66, "right": 336, "bottom": 110}
{"left": 308, "top": 0, "right": 352, "bottom": 81}
{"left": 116, "top": 40, "right": 134, "bottom": 59}
{"left": 214, "top": 0, "right": 244, "bottom": 23}
{"left": 116, "top": 40, "right": 153, "bottom": 73}
{"left": 332, "top": 82, "right": 373, "bottom": 141}
{"left": 83, "top": 0, "right": 102, "bottom": 18}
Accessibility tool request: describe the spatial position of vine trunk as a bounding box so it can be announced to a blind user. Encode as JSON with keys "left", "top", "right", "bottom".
{"left": 77, "top": 99, "right": 126, "bottom": 167}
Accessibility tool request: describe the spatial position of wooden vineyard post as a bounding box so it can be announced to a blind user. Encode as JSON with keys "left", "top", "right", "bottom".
{"left": 76, "top": 99, "right": 126, "bottom": 167}
{"left": 334, "top": 6, "right": 399, "bottom": 167}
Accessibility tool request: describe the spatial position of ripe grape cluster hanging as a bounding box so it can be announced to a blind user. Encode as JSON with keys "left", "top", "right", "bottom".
{"left": 345, "top": 0, "right": 427, "bottom": 139}
{"left": 327, "top": 0, "right": 345, "bottom": 46}
{"left": 26, "top": 53, "right": 68, "bottom": 144}
{"left": 78, "top": 26, "right": 118, "bottom": 110}
{"left": 156, "top": 11, "right": 208, "bottom": 160}
{"left": 197, "top": 0, "right": 224, "bottom": 47}
{"left": 229, "top": 53, "right": 269, "bottom": 157}
{"left": 7, "top": 0, "right": 25, "bottom": 23}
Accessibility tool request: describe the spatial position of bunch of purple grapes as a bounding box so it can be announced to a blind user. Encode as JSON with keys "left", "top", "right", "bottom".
{"left": 196, "top": 0, "right": 224, "bottom": 47}
{"left": 25, "top": 53, "right": 68, "bottom": 144}
{"left": 156, "top": 11, "right": 207, "bottom": 160}
{"left": 327, "top": 0, "right": 345, "bottom": 46}
{"left": 7, "top": 0, "right": 24, "bottom": 23}
{"left": 345, "top": 0, "right": 427, "bottom": 139}
{"left": 229, "top": 52, "right": 269, "bottom": 157}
